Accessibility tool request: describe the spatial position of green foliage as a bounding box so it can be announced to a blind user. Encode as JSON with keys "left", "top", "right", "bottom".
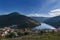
{"left": 1, "top": 32, "right": 60, "bottom": 40}
{"left": 5, "top": 32, "right": 15, "bottom": 38}
{"left": 17, "top": 32, "right": 24, "bottom": 36}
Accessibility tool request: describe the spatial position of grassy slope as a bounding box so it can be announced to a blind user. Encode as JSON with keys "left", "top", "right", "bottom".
{"left": 1, "top": 32, "right": 60, "bottom": 40}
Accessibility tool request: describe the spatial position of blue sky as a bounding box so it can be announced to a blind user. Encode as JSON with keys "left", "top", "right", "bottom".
{"left": 0, "top": 0, "right": 60, "bottom": 17}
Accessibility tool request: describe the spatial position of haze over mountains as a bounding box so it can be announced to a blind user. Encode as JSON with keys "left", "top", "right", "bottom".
{"left": 32, "top": 17, "right": 49, "bottom": 22}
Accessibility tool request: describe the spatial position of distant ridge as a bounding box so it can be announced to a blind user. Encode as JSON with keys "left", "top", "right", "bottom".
{"left": 44, "top": 15, "right": 60, "bottom": 28}
{"left": 31, "top": 17, "right": 49, "bottom": 22}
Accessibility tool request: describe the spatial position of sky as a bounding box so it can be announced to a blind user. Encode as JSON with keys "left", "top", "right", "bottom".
{"left": 0, "top": 0, "right": 60, "bottom": 17}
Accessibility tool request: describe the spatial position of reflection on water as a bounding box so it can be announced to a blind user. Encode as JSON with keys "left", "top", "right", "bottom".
{"left": 33, "top": 23, "right": 56, "bottom": 30}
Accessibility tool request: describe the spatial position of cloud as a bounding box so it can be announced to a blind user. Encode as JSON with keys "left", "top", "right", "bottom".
{"left": 49, "top": 9, "right": 60, "bottom": 17}
{"left": 26, "top": 13, "right": 51, "bottom": 17}
{"left": 26, "top": 9, "right": 60, "bottom": 17}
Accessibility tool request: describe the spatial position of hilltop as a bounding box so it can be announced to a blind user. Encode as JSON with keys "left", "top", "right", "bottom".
{"left": 0, "top": 12, "right": 40, "bottom": 29}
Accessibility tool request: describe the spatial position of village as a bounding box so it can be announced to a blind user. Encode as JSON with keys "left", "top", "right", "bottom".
{"left": 0, "top": 26, "right": 60, "bottom": 38}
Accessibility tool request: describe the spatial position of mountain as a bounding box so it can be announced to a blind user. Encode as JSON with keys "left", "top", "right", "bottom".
{"left": 31, "top": 17, "right": 49, "bottom": 22}
{"left": 0, "top": 12, "right": 40, "bottom": 29}
{"left": 44, "top": 15, "right": 60, "bottom": 28}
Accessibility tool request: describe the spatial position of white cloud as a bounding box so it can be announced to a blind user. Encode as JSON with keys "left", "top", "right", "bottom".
{"left": 26, "top": 13, "right": 51, "bottom": 17}
{"left": 49, "top": 9, "right": 60, "bottom": 17}
{"left": 26, "top": 9, "right": 60, "bottom": 17}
